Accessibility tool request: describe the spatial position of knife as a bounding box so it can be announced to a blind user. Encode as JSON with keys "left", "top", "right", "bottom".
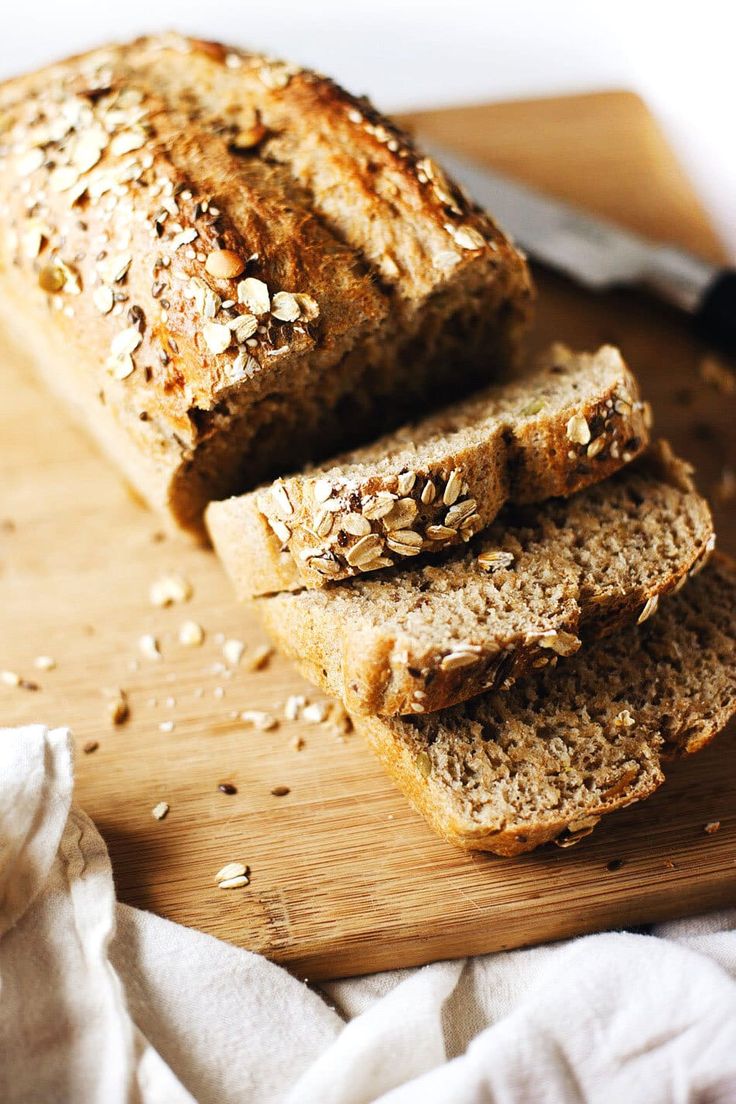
{"left": 425, "top": 142, "right": 736, "bottom": 356}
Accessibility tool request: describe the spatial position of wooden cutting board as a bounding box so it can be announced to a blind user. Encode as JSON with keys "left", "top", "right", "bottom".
{"left": 2, "top": 91, "right": 735, "bottom": 981}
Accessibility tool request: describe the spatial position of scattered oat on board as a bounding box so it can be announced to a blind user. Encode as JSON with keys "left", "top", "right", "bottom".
{"left": 704, "top": 821, "right": 721, "bottom": 835}
{"left": 34, "top": 655, "right": 56, "bottom": 671}
{"left": 149, "top": 572, "right": 193, "bottom": 607}
{"left": 139, "top": 634, "right": 161, "bottom": 661}
{"left": 216, "top": 861, "right": 249, "bottom": 888}
{"left": 244, "top": 644, "right": 274, "bottom": 671}
{"left": 241, "top": 710, "right": 278, "bottom": 731}
{"left": 159, "top": 720, "right": 175, "bottom": 733}
{"left": 223, "top": 638, "right": 245, "bottom": 666}
{"left": 152, "top": 802, "right": 170, "bottom": 820}
{"left": 284, "top": 695, "right": 306, "bottom": 721}
{"left": 107, "top": 688, "right": 129, "bottom": 726}
{"left": 179, "top": 620, "right": 205, "bottom": 647}
{"left": 302, "top": 701, "right": 330, "bottom": 724}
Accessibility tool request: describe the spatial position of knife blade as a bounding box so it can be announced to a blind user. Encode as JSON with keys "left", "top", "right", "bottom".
{"left": 424, "top": 141, "right": 736, "bottom": 355}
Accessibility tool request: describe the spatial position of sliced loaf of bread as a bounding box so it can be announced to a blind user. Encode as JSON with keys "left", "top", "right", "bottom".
{"left": 207, "top": 344, "right": 650, "bottom": 594}
{"left": 256, "top": 444, "right": 713, "bottom": 715}
{"left": 354, "top": 557, "right": 736, "bottom": 854}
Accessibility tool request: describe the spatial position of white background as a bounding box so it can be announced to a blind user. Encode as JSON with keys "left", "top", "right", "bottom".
{"left": 2, "top": 0, "right": 734, "bottom": 257}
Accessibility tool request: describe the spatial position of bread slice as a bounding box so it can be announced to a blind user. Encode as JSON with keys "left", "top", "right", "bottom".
{"left": 354, "top": 557, "right": 736, "bottom": 854}
{"left": 255, "top": 443, "right": 713, "bottom": 715}
{"left": 0, "top": 34, "right": 531, "bottom": 535}
{"left": 207, "top": 344, "right": 650, "bottom": 594}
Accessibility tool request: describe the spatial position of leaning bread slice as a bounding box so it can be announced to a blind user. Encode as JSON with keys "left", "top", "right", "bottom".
{"left": 207, "top": 344, "right": 649, "bottom": 594}
{"left": 256, "top": 443, "right": 713, "bottom": 715}
{"left": 354, "top": 556, "right": 736, "bottom": 855}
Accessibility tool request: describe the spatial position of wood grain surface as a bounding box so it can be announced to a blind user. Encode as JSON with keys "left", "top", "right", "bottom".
{"left": 1, "top": 91, "right": 734, "bottom": 980}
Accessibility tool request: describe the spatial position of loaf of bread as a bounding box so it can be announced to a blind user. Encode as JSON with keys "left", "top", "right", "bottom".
{"left": 255, "top": 443, "right": 713, "bottom": 714}
{"left": 0, "top": 34, "right": 531, "bottom": 533}
{"left": 353, "top": 557, "right": 736, "bottom": 854}
{"left": 207, "top": 344, "right": 650, "bottom": 594}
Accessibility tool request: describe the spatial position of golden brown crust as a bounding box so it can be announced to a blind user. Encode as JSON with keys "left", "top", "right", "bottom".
{"left": 207, "top": 345, "right": 650, "bottom": 595}
{"left": 0, "top": 34, "right": 531, "bottom": 532}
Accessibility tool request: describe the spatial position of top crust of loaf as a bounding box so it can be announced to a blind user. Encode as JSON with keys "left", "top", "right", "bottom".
{"left": 207, "top": 343, "right": 650, "bottom": 595}
{"left": 355, "top": 557, "right": 736, "bottom": 855}
{"left": 0, "top": 34, "right": 531, "bottom": 526}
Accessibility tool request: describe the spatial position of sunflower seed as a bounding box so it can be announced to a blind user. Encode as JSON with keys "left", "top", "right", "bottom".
{"left": 215, "top": 861, "right": 247, "bottom": 882}
{"left": 313, "top": 511, "right": 334, "bottom": 538}
{"left": 637, "top": 594, "right": 659, "bottom": 624}
{"left": 420, "top": 479, "right": 437, "bottom": 505}
{"left": 451, "top": 224, "right": 485, "bottom": 250}
{"left": 268, "top": 517, "right": 291, "bottom": 544}
{"left": 171, "top": 228, "right": 198, "bottom": 250}
{"left": 443, "top": 469, "right": 463, "bottom": 505}
{"left": 270, "top": 482, "right": 293, "bottom": 517}
{"left": 397, "top": 471, "right": 416, "bottom": 496}
{"left": 219, "top": 874, "right": 249, "bottom": 889}
{"left": 313, "top": 479, "right": 333, "bottom": 503}
{"left": 111, "top": 324, "right": 143, "bottom": 359}
{"left": 440, "top": 650, "right": 480, "bottom": 671}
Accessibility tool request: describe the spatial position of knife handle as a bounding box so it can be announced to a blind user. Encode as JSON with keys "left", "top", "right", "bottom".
{"left": 694, "top": 270, "right": 736, "bottom": 356}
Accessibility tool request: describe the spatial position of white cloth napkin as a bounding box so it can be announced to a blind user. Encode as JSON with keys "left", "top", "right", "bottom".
{"left": 2, "top": 724, "right": 736, "bottom": 1104}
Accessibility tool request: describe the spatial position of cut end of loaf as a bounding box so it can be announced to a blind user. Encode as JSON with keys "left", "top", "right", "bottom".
{"left": 0, "top": 33, "right": 531, "bottom": 534}
{"left": 355, "top": 558, "right": 736, "bottom": 855}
